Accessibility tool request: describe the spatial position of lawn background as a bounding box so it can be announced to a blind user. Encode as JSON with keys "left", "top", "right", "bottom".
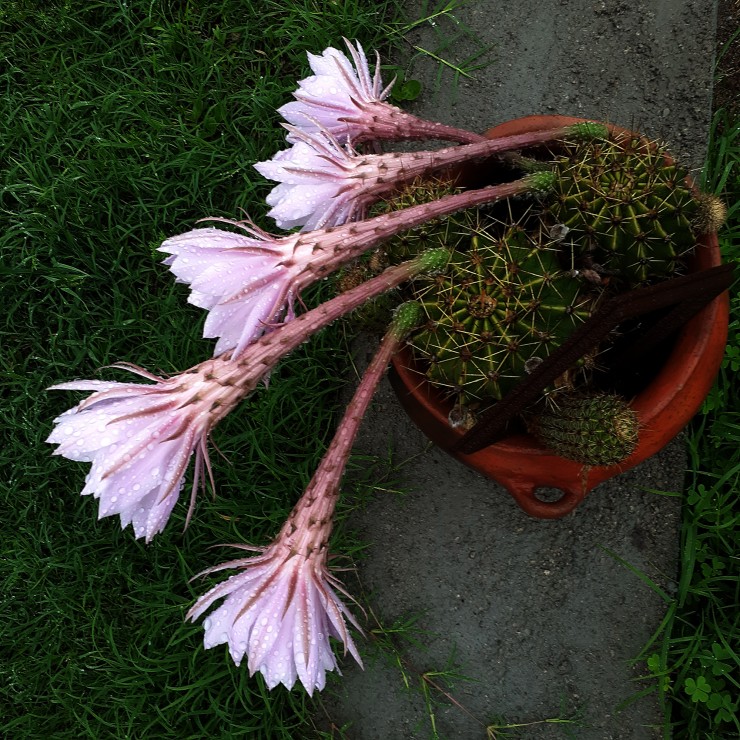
{"left": 1, "top": 2, "right": 402, "bottom": 737}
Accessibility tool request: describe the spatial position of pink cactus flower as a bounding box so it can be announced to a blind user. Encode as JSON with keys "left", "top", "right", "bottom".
{"left": 186, "top": 540, "right": 362, "bottom": 694}
{"left": 48, "top": 253, "right": 447, "bottom": 541}
{"left": 159, "top": 222, "right": 299, "bottom": 357}
{"left": 187, "top": 303, "right": 423, "bottom": 693}
{"left": 279, "top": 39, "right": 484, "bottom": 146}
{"left": 253, "top": 132, "right": 364, "bottom": 231}
{"left": 46, "top": 358, "right": 250, "bottom": 542}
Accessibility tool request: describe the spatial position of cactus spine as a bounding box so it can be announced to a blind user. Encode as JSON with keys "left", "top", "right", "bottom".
{"left": 409, "top": 219, "right": 593, "bottom": 403}
{"left": 543, "top": 132, "right": 700, "bottom": 286}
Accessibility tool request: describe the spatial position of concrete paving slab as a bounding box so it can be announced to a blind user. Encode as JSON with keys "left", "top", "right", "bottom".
{"left": 321, "top": 1, "right": 717, "bottom": 737}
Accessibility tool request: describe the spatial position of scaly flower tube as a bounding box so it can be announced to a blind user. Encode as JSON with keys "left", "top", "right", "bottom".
{"left": 254, "top": 122, "right": 604, "bottom": 231}
{"left": 278, "top": 39, "right": 484, "bottom": 146}
{"left": 187, "top": 303, "right": 423, "bottom": 694}
{"left": 47, "top": 252, "right": 447, "bottom": 541}
{"left": 161, "top": 172, "right": 556, "bottom": 356}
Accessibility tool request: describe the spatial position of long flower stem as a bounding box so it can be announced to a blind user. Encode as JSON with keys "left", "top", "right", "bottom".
{"left": 356, "top": 104, "right": 487, "bottom": 145}
{"left": 343, "top": 122, "right": 607, "bottom": 209}
{"left": 286, "top": 307, "right": 418, "bottom": 547}
{"left": 297, "top": 175, "right": 547, "bottom": 285}
{"left": 377, "top": 123, "right": 605, "bottom": 176}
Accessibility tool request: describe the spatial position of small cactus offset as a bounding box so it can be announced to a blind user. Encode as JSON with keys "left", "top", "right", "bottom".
{"left": 409, "top": 218, "right": 595, "bottom": 403}
{"left": 543, "top": 131, "right": 700, "bottom": 286}
{"left": 528, "top": 393, "right": 639, "bottom": 466}
{"left": 693, "top": 192, "right": 728, "bottom": 235}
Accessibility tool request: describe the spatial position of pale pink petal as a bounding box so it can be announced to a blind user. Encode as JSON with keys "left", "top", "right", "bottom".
{"left": 127, "top": 475, "right": 183, "bottom": 541}
{"left": 47, "top": 358, "right": 254, "bottom": 541}
{"left": 48, "top": 379, "right": 139, "bottom": 394}
{"left": 205, "top": 281, "right": 290, "bottom": 357}
{"left": 297, "top": 579, "right": 324, "bottom": 693}
{"left": 188, "top": 571, "right": 251, "bottom": 624}
{"left": 279, "top": 100, "right": 348, "bottom": 131}
{"left": 159, "top": 226, "right": 300, "bottom": 353}
{"left": 260, "top": 601, "right": 299, "bottom": 690}
{"left": 247, "top": 572, "right": 295, "bottom": 668}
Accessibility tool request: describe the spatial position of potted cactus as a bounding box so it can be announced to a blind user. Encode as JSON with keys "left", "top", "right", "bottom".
{"left": 384, "top": 115, "right": 730, "bottom": 518}
{"left": 47, "top": 41, "right": 732, "bottom": 695}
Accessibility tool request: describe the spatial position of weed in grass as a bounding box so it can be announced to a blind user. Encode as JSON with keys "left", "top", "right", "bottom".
{"left": 345, "top": 573, "right": 490, "bottom": 739}
{"left": 486, "top": 700, "right": 586, "bottom": 739}
{"left": 623, "top": 103, "right": 740, "bottom": 739}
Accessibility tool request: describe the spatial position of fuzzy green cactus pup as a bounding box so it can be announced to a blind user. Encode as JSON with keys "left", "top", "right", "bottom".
{"left": 528, "top": 393, "right": 639, "bottom": 466}
{"left": 543, "top": 131, "right": 700, "bottom": 286}
{"left": 408, "top": 219, "right": 593, "bottom": 404}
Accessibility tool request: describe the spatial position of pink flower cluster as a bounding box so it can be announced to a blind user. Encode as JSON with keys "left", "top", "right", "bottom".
{"left": 47, "top": 37, "right": 571, "bottom": 695}
{"left": 47, "top": 250, "right": 441, "bottom": 691}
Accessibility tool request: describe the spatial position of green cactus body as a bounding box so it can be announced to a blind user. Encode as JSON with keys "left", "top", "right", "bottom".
{"left": 409, "top": 223, "right": 593, "bottom": 402}
{"left": 545, "top": 133, "right": 699, "bottom": 285}
{"left": 529, "top": 393, "right": 639, "bottom": 466}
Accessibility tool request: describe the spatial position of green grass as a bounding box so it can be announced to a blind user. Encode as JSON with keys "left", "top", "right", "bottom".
{"left": 0, "top": 1, "right": 404, "bottom": 736}
{"left": 630, "top": 106, "right": 740, "bottom": 738}
{"left": 662, "top": 106, "right": 740, "bottom": 737}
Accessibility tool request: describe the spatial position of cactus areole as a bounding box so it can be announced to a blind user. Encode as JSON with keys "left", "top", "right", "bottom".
{"left": 389, "top": 116, "right": 729, "bottom": 519}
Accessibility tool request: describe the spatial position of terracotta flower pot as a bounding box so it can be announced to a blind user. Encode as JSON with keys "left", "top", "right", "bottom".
{"left": 389, "top": 115, "right": 729, "bottom": 519}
